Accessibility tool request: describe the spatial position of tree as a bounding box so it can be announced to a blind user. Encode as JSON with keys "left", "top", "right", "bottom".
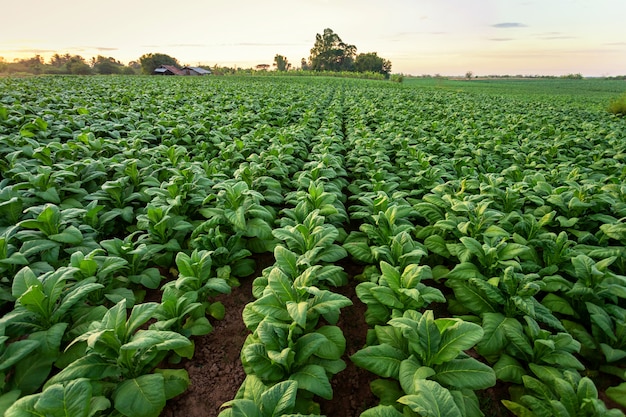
{"left": 49, "top": 53, "right": 72, "bottom": 67}
{"left": 273, "top": 54, "right": 290, "bottom": 71}
{"left": 465, "top": 70, "right": 473, "bottom": 80}
{"left": 354, "top": 52, "right": 392, "bottom": 76}
{"left": 66, "top": 55, "right": 92, "bottom": 75}
{"left": 309, "top": 28, "right": 356, "bottom": 72}
{"left": 300, "top": 58, "right": 310, "bottom": 71}
{"left": 138, "top": 53, "right": 179, "bottom": 75}
{"left": 93, "top": 56, "right": 124, "bottom": 75}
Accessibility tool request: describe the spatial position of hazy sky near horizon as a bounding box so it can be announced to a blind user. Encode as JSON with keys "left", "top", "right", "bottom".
{"left": 2, "top": 0, "right": 625, "bottom": 76}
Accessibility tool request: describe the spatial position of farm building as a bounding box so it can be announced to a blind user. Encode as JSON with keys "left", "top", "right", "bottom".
{"left": 154, "top": 65, "right": 185, "bottom": 75}
{"left": 182, "top": 66, "right": 212, "bottom": 75}
{"left": 153, "top": 65, "right": 211, "bottom": 75}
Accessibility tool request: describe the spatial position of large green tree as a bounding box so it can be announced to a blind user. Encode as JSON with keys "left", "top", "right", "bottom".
{"left": 93, "top": 56, "right": 125, "bottom": 75}
{"left": 354, "top": 52, "right": 392, "bottom": 76}
{"left": 309, "top": 28, "right": 356, "bottom": 72}
{"left": 139, "top": 53, "right": 179, "bottom": 74}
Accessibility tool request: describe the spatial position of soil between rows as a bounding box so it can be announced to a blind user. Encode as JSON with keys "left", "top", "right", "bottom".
{"left": 160, "top": 257, "right": 379, "bottom": 417}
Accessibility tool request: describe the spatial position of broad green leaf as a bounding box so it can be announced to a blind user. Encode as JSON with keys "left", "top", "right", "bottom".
{"left": 35, "top": 378, "right": 92, "bottom": 417}
{"left": 122, "top": 330, "right": 192, "bottom": 352}
{"left": 126, "top": 302, "right": 160, "bottom": 339}
{"left": 113, "top": 374, "right": 166, "bottom": 417}
{"left": 432, "top": 358, "right": 496, "bottom": 390}
{"left": 260, "top": 380, "right": 297, "bottom": 416}
{"left": 432, "top": 320, "right": 483, "bottom": 365}
{"left": 371, "top": 286, "right": 404, "bottom": 309}
{"left": 605, "top": 382, "right": 626, "bottom": 407}
{"left": 380, "top": 261, "right": 401, "bottom": 291}
{"left": 268, "top": 267, "right": 297, "bottom": 302}
{"left": 293, "top": 332, "right": 326, "bottom": 365}
{"left": 399, "top": 355, "right": 432, "bottom": 394}
{"left": 314, "top": 325, "right": 346, "bottom": 360}
{"left": 13, "top": 323, "right": 68, "bottom": 395}
{"left": 286, "top": 301, "right": 308, "bottom": 328}
{"left": 370, "top": 379, "right": 404, "bottom": 406}
{"left": 494, "top": 354, "right": 526, "bottom": 384}
{"left": 477, "top": 312, "right": 507, "bottom": 359}
{"left": 155, "top": 368, "right": 190, "bottom": 400}
{"left": 501, "top": 400, "right": 535, "bottom": 417}
{"left": 45, "top": 353, "right": 120, "bottom": 387}
{"left": 5, "top": 394, "right": 43, "bottom": 417}
{"left": 0, "top": 339, "right": 40, "bottom": 372}
{"left": 361, "top": 405, "right": 405, "bottom": 417}
{"left": 288, "top": 364, "right": 333, "bottom": 400}
{"left": 398, "top": 379, "right": 462, "bottom": 417}
{"left": 351, "top": 344, "right": 406, "bottom": 378}
{"left": 541, "top": 293, "right": 575, "bottom": 316}
{"left": 274, "top": 246, "right": 298, "bottom": 277}
{"left": 49, "top": 226, "right": 83, "bottom": 244}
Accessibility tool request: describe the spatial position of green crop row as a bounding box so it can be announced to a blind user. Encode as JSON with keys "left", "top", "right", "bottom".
{"left": 0, "top": 75, "right": 625, "bottom": 416}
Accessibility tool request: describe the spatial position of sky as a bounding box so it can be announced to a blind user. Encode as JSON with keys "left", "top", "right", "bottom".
{"left": 1, "top": 0, "right": 625, "bottom": 76}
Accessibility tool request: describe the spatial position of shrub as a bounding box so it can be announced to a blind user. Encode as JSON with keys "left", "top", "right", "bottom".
{"left": 608, "top": 93, "right": 626, "bottom": 116}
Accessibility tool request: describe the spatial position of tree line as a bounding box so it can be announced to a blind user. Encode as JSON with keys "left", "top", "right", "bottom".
{"left": 1, "top": 28, "right": 393, "bottom": 77}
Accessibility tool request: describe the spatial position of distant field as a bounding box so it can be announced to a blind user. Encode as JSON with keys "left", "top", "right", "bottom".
{"left": 403, "top": 76, "right": 626, "bottom": 105}
{"left": 1, "top": 75, "right": 625, "bottom": 417}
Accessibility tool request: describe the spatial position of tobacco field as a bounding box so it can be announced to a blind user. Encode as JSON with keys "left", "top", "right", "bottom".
{"left": 0, "top": 75, "right": 625, "bottom": 417}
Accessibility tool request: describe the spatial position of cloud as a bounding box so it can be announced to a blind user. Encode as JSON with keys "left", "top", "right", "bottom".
{"left": 11, "top": 48, "right": 57, "bottom": 54}
{"left": 605, "top": 42, "right": 626, "bottom": 46}
{"left": 492, "top": 22, "right": 527, "bottom": 28}
{"left": 536, "top": 32, "right": 575, "bottom": 40}
{"left": 489, "top": 38, "right": 515, "bottom": 42}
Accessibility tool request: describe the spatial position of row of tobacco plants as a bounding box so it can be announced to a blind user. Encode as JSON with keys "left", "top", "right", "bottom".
{"left": 0, "top": 75, "right": 625, "bottom": 416}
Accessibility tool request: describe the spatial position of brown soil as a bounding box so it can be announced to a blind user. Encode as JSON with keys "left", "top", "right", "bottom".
{"left": 160, "top": 257, "right": 379, "bottom": 417}
{"left": 159, "top": 273, "right": 255, "bottom": 417}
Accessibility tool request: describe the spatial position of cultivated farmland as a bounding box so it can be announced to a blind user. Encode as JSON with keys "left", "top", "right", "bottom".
{"left": 1, "top": 75, "right": 625, "bottom": 417}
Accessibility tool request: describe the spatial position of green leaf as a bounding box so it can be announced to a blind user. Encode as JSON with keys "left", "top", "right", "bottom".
{"left": 446, "top": 262, "right": 484, "bottom": 280}
{"left": 45, "top": 354, "right": 120, "bottom": 387}
{"left": 126, "top": 302, "right": 160, "bottom": 339}
{"left": 315, "top": 325, "right": 346, "bottom": 360}
{"left": 274, "top": 246, "right": 298, "bottom": 277}
{"left": 370, "top": 379, "right": 404, "bottom": 406}
{"left": 49, "top": 226, "right": 83, "bottom": 244}
{"left": 113, "top": 374, "right": 166, "bottom": 417}
{"left": 371, "top": 286, "right": 404, "bottom": 309}
{"left": 286, "top": 301, "right": 308, "bottom": 328}
{"left": 155, "top": 368, "right": 190, "bottom": 400}
{"left": 288, "top": 364, "right": 333, "bottom": 400}
{"left": 432, "top": 320, "right": 484, "bottom": 365}
{"left": 0, "top": 339, "right": 40, "bottom": 372}
{"left": 122, "top": 330, "right": 192, "bottom": 353}
{"left": 432, "top": 358, "right": 496, "bottom": 390}
{"left": 5, "top": 394, "right": 44, "bottom": 417}
{"left": 13, "top": 323, "right": 68, "bottom": 394}
{"left": 494, "top": 354, "right": 526, "bottom": 384}
{"left": 343, "top": 238, "right": 374, "bottom": 263}
{"left": 501, "top": 400, "right": 535, "bottom": 417}
{"left": 541, "top": 293, "right": 575, "bottom": 316}
{"left": 424, "top": 235, "right": 451, "bottom": 258}
{"left": 398, "top": 379, "right": 463, "bottom": 417}
{"left": 260, "top": 380, "right": 297, "bottom": 416}
{"left": 606, "top": 382, "right": 626, "bottom": 407}
{"left": 35, "top": 378, "right": 92, "bottom": 417}
{"left": 351, "top": 344, "right": 406, "bottom": 378}
{"left": 361, "top": 405, "right": 405, "bottom": 417}
{"left": 477, "top": 312, "right": 507, "bottom": 360}
{"left": 0, "top": 391, "right": 23, "bottom": 416}
{"left": 380, "top": 261, "right": 401, "bottom": 291}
